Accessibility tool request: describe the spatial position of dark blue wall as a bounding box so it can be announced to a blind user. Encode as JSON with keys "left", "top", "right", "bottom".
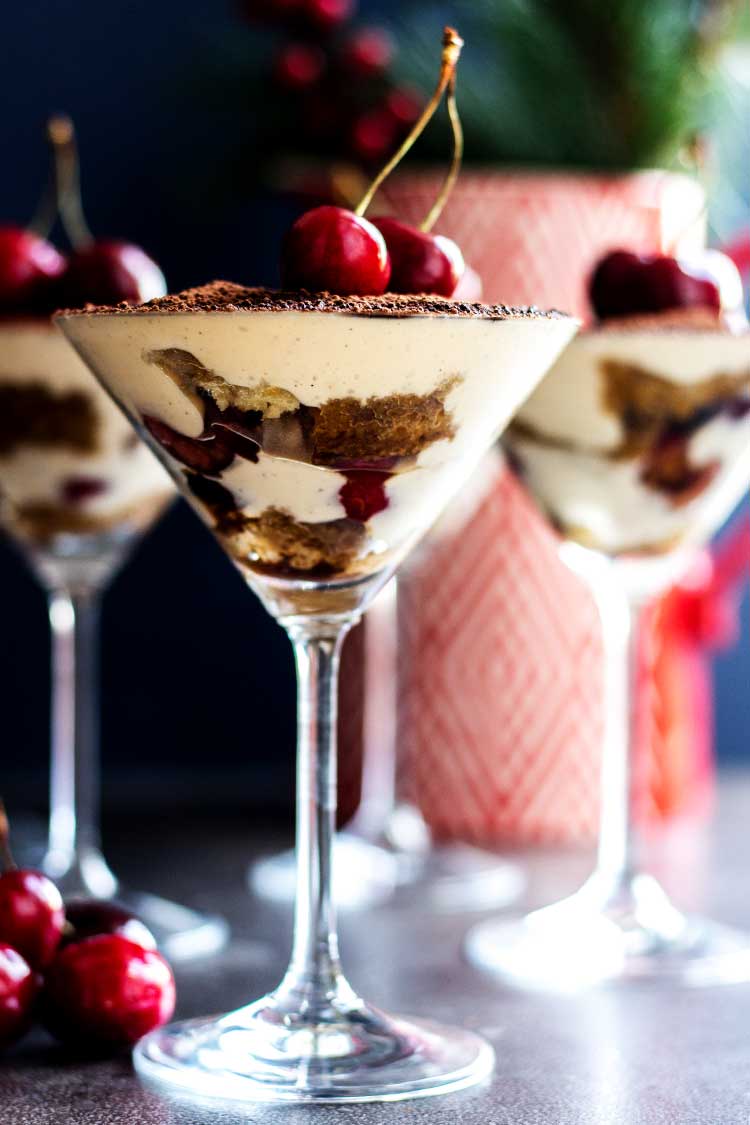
{"left": 0, "top": 1, "right": 747, "bottom": 821}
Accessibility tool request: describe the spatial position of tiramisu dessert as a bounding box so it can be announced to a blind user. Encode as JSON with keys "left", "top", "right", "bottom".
{"left": 0, "top": 118, "right": 171, "bottom": 554}
{"left": 506, "top": 249, "right": 750, "bottom": 555}
{"left": 58, "top": 284, "right": 575, "bottom": 612}
{"left": 0, "top": 319, "right": 171, "bottom": 548}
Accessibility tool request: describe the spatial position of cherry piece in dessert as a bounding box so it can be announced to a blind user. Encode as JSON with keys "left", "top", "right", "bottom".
{"left": 339, "top": 470, "right": 390, "bottom": 521}
{"left": 61, "top": 900, "right": 157, "bottom": 952}
{"left": 589, "top": 250, "right": 721, "bottom": 320}
{"left": 61, "top": 477, "right": 108, "bottom": 505}
{"left": 62, "top": 240, "right": 166, "bottom": 308}
{"left": 143, "top": 415, "right": 238, "bottom": 474}
{"left": 185, "top": 472, "right": 237, "bottom": 514}
{"left": 281, "top": 205, "right": 391, "bottom": 295}
{"left": 0, "top": 869, "right": 65, "bottom": 971}
{"left": 42, "top": 935, "right": 175, "bottom": 1050}
{"left": 0, "top": 944, "right": 38, "bottom": 1048}
{"left": 0, "top": 226, "right": 66, "bottom": 312}
{"left": 373, "top": 217, "right": 464, "bottom": 297}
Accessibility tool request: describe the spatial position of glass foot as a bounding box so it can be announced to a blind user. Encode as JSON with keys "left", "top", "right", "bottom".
{"left": 134, "top": 999, "right": 494, "bottom": 1105}
{"left": 396, "top": 842, "right": 525, "bottom": 913}
{"left": 465, "top": 872, "right": 750, "bottom": 990}
{"left": 43, "top": 848, "right": 229, "bottom": 962}
{"left": 250, "top": 834, "right": 398, "bottom": 911}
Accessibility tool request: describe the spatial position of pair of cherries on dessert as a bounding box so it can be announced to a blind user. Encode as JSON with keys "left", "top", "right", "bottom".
{"left": 281, "top": 27, "right": 468, "bottom": 299}
{"left": 0, "top": 226, "right": 163, "bottom": 316}
{"left": 0, "top": 860, "right": 174, "bottom": 1052}
{"left": 282, "top": 205, "right": 464, "bottom": 298}
{"left": 0, "top": 116, "right": 164, "bottom": 317}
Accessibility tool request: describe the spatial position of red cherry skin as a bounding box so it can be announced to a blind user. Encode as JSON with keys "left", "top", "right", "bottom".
{"left": 273, "top": 43, "right": 326, "bottom": 91}
{"left": 281, "top": 206, "right": 391, "bottom": 295}
{"left": 0, "top": 226, "right": 66, "bottom": 313}
{"left": 42, "top": 935, "right": 175, "bottom": 1050}
{"left": 373, "top": 217, "right": 464, "bottom": 297}
{"left": 62, "top": 240, "right": 166, "bottom": 308}
{"left": 0, "top": 870, "right": 65, "bottom": 970}
{"left": 61, "top": 476, "right": 108, "bottom": 506}
{"left": 0, "top": 943, "right": 38, "bottom": 1048}
{"left": 589, "top": 250, "right": 721, "bottom": 320}
{"left": 61, "top": 900, "right": 157, "bottom": 953}
{"left": 341, "top": 28, "right": 394, "bottom": 78}
{"left": 143, "top": 415, "right": 237, "bottom": 474}
{"left": 339, "top": 470, "right": 390, "bottom": 521}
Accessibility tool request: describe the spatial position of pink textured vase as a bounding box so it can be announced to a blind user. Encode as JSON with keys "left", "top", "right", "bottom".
{"left": 386, "top": 169, "right": 713, "bottom": 846}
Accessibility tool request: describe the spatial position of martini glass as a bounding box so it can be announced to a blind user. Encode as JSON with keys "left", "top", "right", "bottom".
{"left": 467, "top": 312, "right": 750, "bottom": 990}
{"left": 59, "top": 283, "right": 575, "bottom": 1104}
{"left": 0, "top": 318, "right": 229, "bottom": 961}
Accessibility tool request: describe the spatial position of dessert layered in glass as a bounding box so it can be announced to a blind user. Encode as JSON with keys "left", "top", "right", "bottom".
{"left": 0, "top": 318, "right": 172, "bottom": 550}
{"left": 60, "top": 282, "right": 576, "bottom": 613}
{"left": 507, "top": 308, "right": 750, "bottom": 556}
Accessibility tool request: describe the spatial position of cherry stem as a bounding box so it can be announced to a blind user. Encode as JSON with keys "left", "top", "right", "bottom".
{"left": 27, "top": 167, "right": 59, "bottom": 241}
{"left": 0, "top": 801, "right": 17, "bottom": 873}
{"left": 47, "top": 115, "right": 94, "bottom": 251}
{"left": 353, "top": 26, "right": 463, "bottom": 219}
{"left": 420, "top": 74, "right": 463, "bottom": 233}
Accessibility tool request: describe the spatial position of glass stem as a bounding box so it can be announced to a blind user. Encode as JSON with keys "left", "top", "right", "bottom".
{"left": 589, "top": 567, "right": 645, "bottom": 892}
{"left": 277, "top": 616, "right": 359, "bottom": 1012}
{"left": 348, "top": 581, "right": 399, "bottom": 843}
{"left": 44, "top": 585, "right": 115, "bottom": 895}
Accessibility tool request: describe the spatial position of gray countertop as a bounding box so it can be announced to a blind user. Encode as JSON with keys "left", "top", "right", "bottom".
{"left": 5, "top": 775, "right": 750, "bottom": 1125}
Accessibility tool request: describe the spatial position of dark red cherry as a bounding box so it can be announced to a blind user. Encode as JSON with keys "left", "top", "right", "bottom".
{"left": 339, "top": 470, "right": 390, "bottom": 521}
{"left": 373, "top": 217, "right": 464, "bottom": 297}
{"left": 0, "top": 869, "right": 65, "bottom": 970}
{"left": 0, "top": 944, "right": 38, "bottom": 1048}
{"left": 143, "top": 415, "right": 237, "bottom": 474}
{"left": 0, "top": 226, "right": 66, "bottom": 313}
{"left": 42, "top": 935, "right": 175, "bottom": 1051}
{"left": 281, "top": 205, "right": 391, "bottom": 295}
{"left": 62, "top": 240, "right": 166, "bottom": 308}
{"left": 61, "top": 476, "right": 108, "bottom": 505}
{"left": 184, "top": 472, "right": 237, "bottom": 514}
{"left": 589, "top": 250, "right": 721, "bottom": 321}
{"left": 273, "top": 42, "right": 326, "bottom": 91}
{"left": 61, "top": 900, "right": 157, "bottom": 953}
{"left": 340, "top": 28, "right": 394, "bottom": 79}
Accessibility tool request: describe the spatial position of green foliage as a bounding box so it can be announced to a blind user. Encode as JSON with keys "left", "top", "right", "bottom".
{"left": 394, "top": 0, "right": 741, "bottom": 169}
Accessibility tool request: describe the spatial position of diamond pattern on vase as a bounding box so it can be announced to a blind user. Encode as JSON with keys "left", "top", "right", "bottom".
{"left": 397, "top": 460, "right": 713, "bottom": 846}
{"left": 398, "top": 461, "right": 603, "bottom": 846}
